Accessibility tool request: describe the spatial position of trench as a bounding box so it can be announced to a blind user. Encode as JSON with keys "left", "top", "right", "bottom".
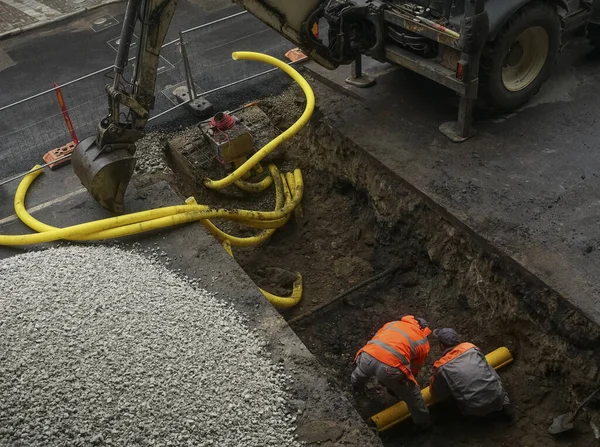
{"left": 138, "top": 86, "right": 600, "bottom": 447}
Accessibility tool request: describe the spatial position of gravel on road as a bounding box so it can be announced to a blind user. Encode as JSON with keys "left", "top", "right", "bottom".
{"left": 0, "top": 246, "right": 301, "bottom": 447}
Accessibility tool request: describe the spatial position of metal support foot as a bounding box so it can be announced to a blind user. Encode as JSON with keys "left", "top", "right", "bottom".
{"left": 173, "top": 86, "right": 214, "bottom": 118}
{"left": 345, "top": 56, "right": 376, "bottom": 88}
{"left": 439, "top": 121, "right": 476, "bottom": 142}
{"left": 177, "top": 31, "right": 214, "bottom": 118}
{"left": 440, "top": 94, "right": 477, "bottom": 142}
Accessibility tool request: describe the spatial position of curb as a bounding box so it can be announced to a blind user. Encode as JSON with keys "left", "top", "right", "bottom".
{"left": 0, "top": 0, "right": 124, "bottom": 41}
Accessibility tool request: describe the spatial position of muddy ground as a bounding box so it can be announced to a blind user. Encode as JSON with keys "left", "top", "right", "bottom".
{"left": 133, "top": 85, "right": 600, "bottom": 447}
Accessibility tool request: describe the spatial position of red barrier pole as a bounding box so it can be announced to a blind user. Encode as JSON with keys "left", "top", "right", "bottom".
{"left": 54, "top": 82, "right": 79, "bottom": 145}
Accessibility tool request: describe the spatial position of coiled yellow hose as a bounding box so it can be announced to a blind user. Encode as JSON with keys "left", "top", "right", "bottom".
{"left": 5, "top": 166, "right": 303, "bottom": 245}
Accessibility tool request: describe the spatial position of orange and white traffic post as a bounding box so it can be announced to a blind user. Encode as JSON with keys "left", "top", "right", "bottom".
{"left": 43, "top": 83, "right": 80, "bottom": 170}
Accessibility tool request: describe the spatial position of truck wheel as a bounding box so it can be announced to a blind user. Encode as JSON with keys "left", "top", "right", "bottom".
{"left": 479, "top": 2, "right": 561, "bottom": 112}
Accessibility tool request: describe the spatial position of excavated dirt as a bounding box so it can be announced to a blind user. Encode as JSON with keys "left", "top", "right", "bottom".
{"left": 134, "top": 85, "right": 600, "bottom": 447}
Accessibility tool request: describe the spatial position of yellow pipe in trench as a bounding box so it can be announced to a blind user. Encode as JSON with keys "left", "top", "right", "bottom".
{"left": 203, "top": 51, "right": 315, "bottom": 190}
{"left": 234, "top": 176, "right": 273, "bottom": 193}
{"left": 370, "top": 347, "right": 513, "bottom": 432}
{"left": 221, "top": 239, "right": 303, "bottom": 308}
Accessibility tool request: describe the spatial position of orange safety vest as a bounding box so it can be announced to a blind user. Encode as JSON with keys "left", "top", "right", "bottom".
{"left": 431, "top": 342, "right": 477, "bottom": 385}
{"left": 356, "top": 316, "right": 432, "bottom": 384}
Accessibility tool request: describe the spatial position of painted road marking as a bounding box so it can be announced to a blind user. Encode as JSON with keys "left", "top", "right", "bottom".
{"left": 0, "top": 188, "right": 86, "bottom": 226}
{"left": 0, "top": 0, "right": 61, "bottom": 21}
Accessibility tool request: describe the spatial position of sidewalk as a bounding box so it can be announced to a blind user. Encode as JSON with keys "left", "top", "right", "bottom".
{"left": 0, "top": 0, "right": 121, "bottom": 38}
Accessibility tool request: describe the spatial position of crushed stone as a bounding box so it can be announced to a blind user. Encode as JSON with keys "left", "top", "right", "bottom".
{"left": 134, "top": 132, "right": 170, "bottom": 175}
{"left": 0, "top": 246, "right": 301, "bottom": 447}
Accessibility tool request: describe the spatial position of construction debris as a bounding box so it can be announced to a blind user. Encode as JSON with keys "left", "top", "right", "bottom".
{"left": 0, "top": 246, "right": 301, "bottom": 447}
{"left": 134, "top": 132, "right": 170, "bottom": 175}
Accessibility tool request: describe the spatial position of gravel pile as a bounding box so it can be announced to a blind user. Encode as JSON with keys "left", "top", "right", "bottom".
{"left": 0, "top": 246, "right": 301, "bottom": 446}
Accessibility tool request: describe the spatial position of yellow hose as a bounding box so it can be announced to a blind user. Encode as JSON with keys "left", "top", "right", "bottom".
{"left": 203, "top": 51, "right": 315, "bottom": 190}
{"left": 259, "top": 274, "right": 303, "bottom": 308}
{"left": 196, "top": 165, "right": 288, "bottom": 247}
{"left": 7, "top": 167, "right": 304, "bottom": 245}
{"left": 234, "top": 176, "right": 273, "bottom": 193}
{"left": 221, "top": 240, "right": 303, "bottom": 308}
{"left": 370, "top": 347, "right": 513, "bottom": 432}
{"left": 14, "top": 166, "right": 211, "bottom": 240}
{"left": 285, "top": 171, "right": 303, "bottom": 219}
{"left": 285, "top": 172, "right": 296, "bottom": 197}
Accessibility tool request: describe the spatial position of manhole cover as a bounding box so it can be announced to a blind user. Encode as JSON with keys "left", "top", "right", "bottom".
{"left": 91, "top": 15, "right": 119, "bottom": 32}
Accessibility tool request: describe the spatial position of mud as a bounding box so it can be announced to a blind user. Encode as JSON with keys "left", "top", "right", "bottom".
{"left": 142, "top": 85, "right": 600, "bottom": 447}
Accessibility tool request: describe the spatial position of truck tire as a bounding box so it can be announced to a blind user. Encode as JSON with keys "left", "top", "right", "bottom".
{"left": 479, "top": 2, "right": 561, "bottom": 112}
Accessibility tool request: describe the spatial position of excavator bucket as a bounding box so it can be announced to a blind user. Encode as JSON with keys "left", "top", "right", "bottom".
{"left": 71, "top": 136, "right": 136, "bottom": 215}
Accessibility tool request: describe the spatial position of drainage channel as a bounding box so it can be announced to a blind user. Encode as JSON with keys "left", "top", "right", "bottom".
{"left": 134, "top": 87, "right": 600, "bottom": 447}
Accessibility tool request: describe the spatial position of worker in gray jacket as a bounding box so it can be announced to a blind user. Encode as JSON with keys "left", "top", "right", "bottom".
{"left": 429, "top": 328, "right": 512, "bottom": 418}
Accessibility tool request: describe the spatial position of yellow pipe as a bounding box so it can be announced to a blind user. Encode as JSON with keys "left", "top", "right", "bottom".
{"left": 203, "top": 51, "right": 315, "bottom": 190}
{"left": 197, "top": 165, "right": 288, "bottom": 247}
{"left": 258, "top": 273, "right": 303, "bottom": 308}
{"left": 6, "top": 167, "right": 304, "bottom": 246}
{"left": 14, "top": 166, "right": 209, "bottom": 238}
{"left": 370, "top": 347, "right": 513, "bottom": 432}
{"left": 221, "top": 240, "right": 303, "bottom": 308}
{"left": 234, "top": 176, "right": 273, "bottom": 193}
{"left": 285, "top": 171, "right": 303, "bottom": 219}
{"left": 285, "top": 172, "right": 296, "bottom": 197}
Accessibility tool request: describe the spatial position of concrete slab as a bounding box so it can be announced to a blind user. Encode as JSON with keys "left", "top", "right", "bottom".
{"left": 304, "top": 38, "right": 600, "bottom": 326}
{"left": 0, "top": 166, "right": 382, "bottom": 446}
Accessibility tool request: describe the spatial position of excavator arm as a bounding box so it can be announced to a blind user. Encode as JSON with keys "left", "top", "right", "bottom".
{"left": 71, "top": 0, "right": 177, "bottom": 214}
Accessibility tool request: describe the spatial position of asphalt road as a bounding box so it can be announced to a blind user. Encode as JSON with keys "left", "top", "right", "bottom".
{"left": 0, "top": 0, "right": 293, "bottom": 178}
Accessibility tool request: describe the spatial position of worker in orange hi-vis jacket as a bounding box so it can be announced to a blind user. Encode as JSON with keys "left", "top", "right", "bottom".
{"left": 351, "top": 315, "right": 432, "bottom": 429}
{"left": 429, "top": 328, "right": 513, "bottom": 419}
